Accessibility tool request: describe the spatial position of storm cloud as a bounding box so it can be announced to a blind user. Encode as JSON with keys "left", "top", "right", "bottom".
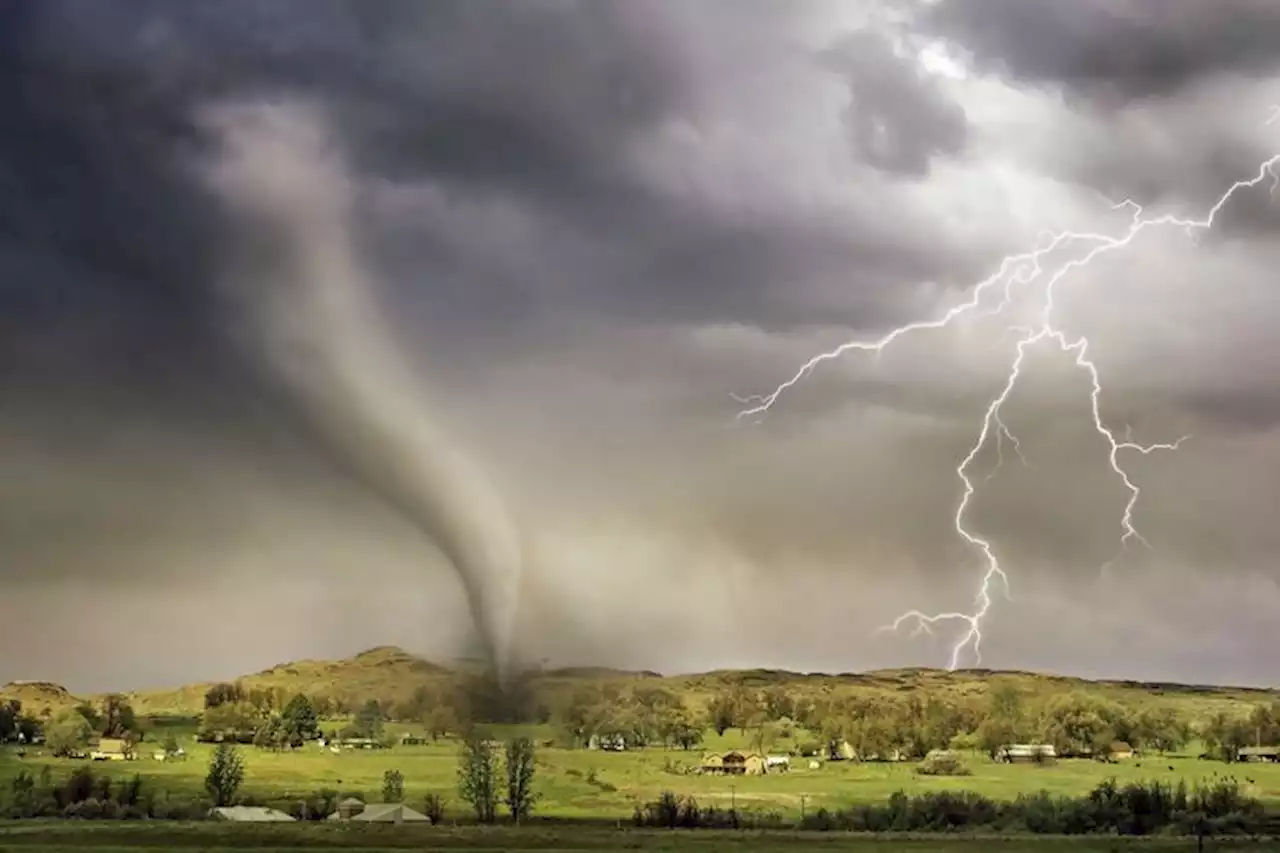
{"left": 2, "top": 0, "right": 1279, "bottom": 692}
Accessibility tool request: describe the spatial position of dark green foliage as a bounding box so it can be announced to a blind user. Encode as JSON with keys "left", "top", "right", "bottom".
{"left": 203, "top": 682, "right": 245, "bottom": 710}
{"left": 423, "top": 792, "right": 445, "bottom": 825}
{"left": 281, "top": 694, "right": 320, "bottom": 742}
{"left": 456, "top": 734, "right": 499, "bottom": 823}
{"left": 637, "top": 777, "right": 1266, "bottom": 835}
{"left": 204, "top": 743, "right": 246, "bottom": 807}
{"left": 381, "top": 768, "right": 404, "bottom": 803}
{"left": 504, "top": 736, "right": 538, "bottom": 822}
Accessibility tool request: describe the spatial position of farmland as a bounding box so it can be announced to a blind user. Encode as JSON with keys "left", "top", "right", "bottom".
{"left": 2, "top": 645, "right": 1279, "bottom": 848}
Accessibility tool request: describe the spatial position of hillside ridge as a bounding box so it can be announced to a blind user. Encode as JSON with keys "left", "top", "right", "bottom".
{"left": 3, "top": 646, "right": 1274, "bottom": 717}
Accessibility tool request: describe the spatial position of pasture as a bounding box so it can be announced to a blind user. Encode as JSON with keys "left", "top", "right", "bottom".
{"left": 4, "top": 725, "right": 1280, "bottom": 820}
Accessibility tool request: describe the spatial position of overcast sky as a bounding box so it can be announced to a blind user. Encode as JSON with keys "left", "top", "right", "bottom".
{"left": 4, "top": 0, "right": 1280, "bottom": 693}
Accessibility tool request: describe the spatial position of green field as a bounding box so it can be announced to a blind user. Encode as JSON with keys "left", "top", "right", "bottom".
{"left": 0, "top": 823, "right": 1273, "bottom": 853}
{"left": 4, "top": 727, "right": 1280, "bottom": 820}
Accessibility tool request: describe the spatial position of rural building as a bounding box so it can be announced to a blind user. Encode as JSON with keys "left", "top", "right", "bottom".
{"left": 765, "top": 755, "right": 790, "bottom": 772}
{"left": 994, "top": 744, "right": 1056, "bottom": 764}
{"left": 399, "top": 734, "right": 427, "bottom": 746}
{"left": 328, "top": 800, "right": 431, "bottom": 824}
{"left": 702, "top": 751, "right": 767, "bottom": 776}
{"left": 210, "top": 806, "right": 296, "bottom": 822}
{"left": 90, "top": 738, "right": 134, "bottom": 761}
{"left": 1240, "top": 746, "right": 1280, "bottom": 762}
{"left": 336, "top": 738, "right": 384, "bottom": 750}
{"left": 329, "top": 798, "right": 366, "bottom": 820}
{"left": 1108, "top": 741, "right": 1136, "bottom": 760}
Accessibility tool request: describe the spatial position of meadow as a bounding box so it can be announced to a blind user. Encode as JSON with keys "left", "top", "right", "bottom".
{"left": 5, "top": 726, "right": 1280, "bottom": 820}
{"left": 3, "top": 645, "right": 1280, "bottom": 850}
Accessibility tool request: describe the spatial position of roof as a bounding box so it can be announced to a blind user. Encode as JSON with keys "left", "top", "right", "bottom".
{"left": 337, "top": 797, "right": 365, "bottom": 807}
{"left": 96, "top": 738, "right": 128, "bottom": 752}
{"left": 1240, "top": 746, "right": 1280, "bottom": 755}
{"left": 210, "top": 806, "right": 296, "bottom": 822}
{"left": 349, "top": 803, "right": 431, "bottom": 823}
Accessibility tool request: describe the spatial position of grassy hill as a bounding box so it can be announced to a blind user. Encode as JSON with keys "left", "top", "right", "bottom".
{"left": 3, "top": 646, "right": 1273, "bottom": 722}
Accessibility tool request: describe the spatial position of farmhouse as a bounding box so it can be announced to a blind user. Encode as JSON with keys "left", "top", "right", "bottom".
{"left": 1239, "top": 746, "right": 1280, "bottom": 762}
{"left": 210, "top": 806, "right": 295, "bottom": 822}
{"left": 765, "top": 755, "right": 790, "bottom": 772}
{"left": 90, "top": 738, "right": 134, "bottom": 761}
{"left": 701, "top": 750, "right": 767, "bottom": 775}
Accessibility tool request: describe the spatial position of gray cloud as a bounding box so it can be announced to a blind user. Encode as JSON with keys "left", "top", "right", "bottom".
{"left": 823, "top": 29, "right": 969, "bottom": 177}
{"left": 2, "top": 0, "right": 1279, "bottom": 691}
{"left": 923, "top": 0, "right": 1280, "bottom": 103}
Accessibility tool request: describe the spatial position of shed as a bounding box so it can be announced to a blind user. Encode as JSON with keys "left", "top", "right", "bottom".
{"left": 329, "top": 797, "right": 366, "bottom": 820}
{"left": 90, "top": 738, "right": 133, "bottom": 761}
{"left": 1108, "top": 741, "right": 1135, "bottom": 760}
{"left": 210, "top": 806, "right": 296, "bottom": 822}
{"left": 994, "top": 744, "right": 1056, "bottom": 764}
{"left": 348, "top": 803, "right": 432, "bottom": 824}
{"left": 1240, "top": 746, "right": 1280, "bottom": 763}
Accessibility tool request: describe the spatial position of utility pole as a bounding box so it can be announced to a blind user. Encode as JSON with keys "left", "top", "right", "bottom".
{"left": 800, "top": 794, "right": 807, "bottom": 823}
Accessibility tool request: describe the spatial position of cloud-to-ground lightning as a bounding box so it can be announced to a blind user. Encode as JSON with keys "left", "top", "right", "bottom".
{"left": 739, "top": 124, "right": 1280, "bottom": 670}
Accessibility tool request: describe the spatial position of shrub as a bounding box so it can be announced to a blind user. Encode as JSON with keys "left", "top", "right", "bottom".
{"left": 915, "top": 751, "right": 972, "bottom": 777}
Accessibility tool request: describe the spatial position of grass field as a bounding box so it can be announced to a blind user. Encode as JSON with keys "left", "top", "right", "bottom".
{"left": 0, "top": 823, "right": 1275, "bottom": 852}
{"left": 5, "top": 725, "right": 1280, "bottom": 820}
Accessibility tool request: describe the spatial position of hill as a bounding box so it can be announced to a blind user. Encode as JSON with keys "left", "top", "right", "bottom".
{"left": 32, "top": 646, "right": 1266, "bottom": 720}
{"left": 6, "top": 647, "right": 1274, "bottom": 721}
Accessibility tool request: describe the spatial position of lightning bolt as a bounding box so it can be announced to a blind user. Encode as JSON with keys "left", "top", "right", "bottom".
{"left": 738, "top": 120, "right": 1280, "bottom": 670}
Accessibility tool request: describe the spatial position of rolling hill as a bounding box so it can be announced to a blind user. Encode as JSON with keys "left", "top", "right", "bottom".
{"left": 2, "top": 646, "right": 1274, "bottom": 721}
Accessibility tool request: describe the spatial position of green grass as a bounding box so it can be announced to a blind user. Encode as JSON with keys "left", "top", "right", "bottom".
{"left": 6, "top": 729, "right": 1280, "bottom": 820}
{"left": 0, "top": 822, "right": 1273, "bottom": 852}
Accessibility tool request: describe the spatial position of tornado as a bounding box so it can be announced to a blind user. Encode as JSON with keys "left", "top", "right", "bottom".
{"left": 195, "top": 99, "right": 522, "bottom": 680}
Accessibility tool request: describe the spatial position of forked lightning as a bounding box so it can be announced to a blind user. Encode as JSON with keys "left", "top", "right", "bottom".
{"left": 737, "top": 121, "right": 1280, "bottom": 670}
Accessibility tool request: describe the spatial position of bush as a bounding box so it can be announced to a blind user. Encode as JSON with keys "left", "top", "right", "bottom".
{"left": 423, "top": 793, "right": 444, "bottom": 825}
{"left": 643, "top": 778, "right": 1267, "bottom": 836}
{"left": 915, "top": 751, "right": 972, "bottom": 777}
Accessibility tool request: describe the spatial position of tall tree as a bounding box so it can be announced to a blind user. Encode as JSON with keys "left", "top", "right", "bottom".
{"left": 205, "top": 743, "right": 246, "bottom": 806}
{"left": 504, "top": 737, "right": 538, "bottom": 824}
{"left": 456, "top": 735, "right": 499, "bottom": 823}
{"left": 100, "top": 694, "right": 137, "bottom": 739}
{"left": 355, "top": 699, "right": 385, "bottom": 740}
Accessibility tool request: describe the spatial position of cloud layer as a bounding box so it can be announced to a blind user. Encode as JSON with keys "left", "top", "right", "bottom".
{"left": 2, "top": 0, "right": 1279, "bottom": 691}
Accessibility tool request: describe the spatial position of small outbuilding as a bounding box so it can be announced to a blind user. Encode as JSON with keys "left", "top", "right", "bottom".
{"left": 210, "top": 806, "right": 296, "bottom": 822}
{"left": 344, "top": 803, "right": 432, "bottom": 824}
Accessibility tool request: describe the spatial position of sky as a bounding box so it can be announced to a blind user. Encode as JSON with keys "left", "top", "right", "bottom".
{"left": 4, "top": 0, "right": 1280, "bottom": 692}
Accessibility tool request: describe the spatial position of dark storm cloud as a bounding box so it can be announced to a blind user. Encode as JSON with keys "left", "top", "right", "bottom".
{"left": 822, "top": 29, "right": 969, "bottom": 177}
{"left": 923, "top": 0, "right": 1280, "bottom": 102}
{"left": 4, "top": 0, "right": 1280, "bottom": 690}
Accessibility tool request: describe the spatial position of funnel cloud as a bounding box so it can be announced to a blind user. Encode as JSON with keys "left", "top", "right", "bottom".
{"left": 196, "top": 99, "right": 523, "bottom": 679}
{"left": 1, "top": 0, "right": 1280, "bottom": 692}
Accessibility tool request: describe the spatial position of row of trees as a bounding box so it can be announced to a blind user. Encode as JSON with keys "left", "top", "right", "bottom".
{"left": 456, "top": 736, "right": 538, "bottom": 824}
{"left": 199, "top": 693, "right": 386, "bottom": 747}
{"left": 548, "top": 680, "right": 1278, "bottom": 764}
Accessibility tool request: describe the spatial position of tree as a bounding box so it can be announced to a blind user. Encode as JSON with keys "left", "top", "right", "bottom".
{"left": 457, "top": 735, "right": 499, "bottom": 823}
{"left": 205, "top": 743, "right": 246, "bottom": 806}
{"left": 74, "top": 702, "right": 103, "bottom": 734}
{"left": 1136, "top": 705, "right": 1189, "bottom": 754}
{"left": 100, "top": 694, "right": 137, "bottom": 739}
{"left": 282, "top": 694, "right": 320, "bottom": 742}
{"left": 46, "top": 710, "right": 93, "bottom": 757}
{"left": 162, "top": 734, "right": 181, "bottom": 759}
{"left": 204, "top": 682, "right": 245, "bottom": 710}
{"left": 355, "top": 700, "right": 385, "bottom": 740}
{"left": 1040, "top": 694, "right": 1123, "bottom": 757}
{"left": 1200, "top": 711, "right": 1251, "bottom": 762}
{"left": 977, "top": 684, "right": 1026, "bottom": 758}
{"left": 0, "top": 700, "right": 21, "bottom": 741}
{"left": 504, "top": 737, "right": 538, "bottom": 824}
{"left": 382, "top": 769, "right": 405, "bottom": 803}
{"left": 706, "top": 692, "right": 740, "bottom": 737}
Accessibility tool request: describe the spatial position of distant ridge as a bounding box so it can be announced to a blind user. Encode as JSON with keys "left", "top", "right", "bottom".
{"left": 4, "top": 646, "right": 1275, "bottom": 717}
